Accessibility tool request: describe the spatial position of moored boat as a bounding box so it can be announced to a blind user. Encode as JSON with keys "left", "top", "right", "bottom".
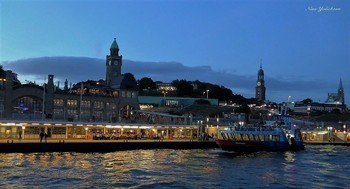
{"left": 215, "top": 124, "right": 305, "bottom": 152}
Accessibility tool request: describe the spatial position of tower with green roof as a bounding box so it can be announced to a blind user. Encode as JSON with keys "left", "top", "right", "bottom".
{"left": 106, "top": 38, "right": 123, "bottom": 86}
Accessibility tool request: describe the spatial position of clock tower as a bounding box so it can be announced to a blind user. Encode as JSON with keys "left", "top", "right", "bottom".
{"left": 106, "top": 38, "right": 123, "bottom": 86}
{"left": 255, "top": 64, "right": 266, "bottom": 102}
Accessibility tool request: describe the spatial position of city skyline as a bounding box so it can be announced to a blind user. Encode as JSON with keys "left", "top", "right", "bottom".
{"left": 1, "top": 0, "right": 349, "bottom": 103}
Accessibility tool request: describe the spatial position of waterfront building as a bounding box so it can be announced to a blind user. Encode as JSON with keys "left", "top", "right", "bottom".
{"left": 255, "top": 63, "right": 266, "bottom": 102}
{"left": 0, "top": 39, "right": 206, "bottom": 140}
{"left": 289, "top": 79, "right": 347, "bottom": 114}
{"left": 293, "top": 102, "right": 346, "bottom": 114}
{"left": 0, "top": 38, "right": 139, "bottom": 122}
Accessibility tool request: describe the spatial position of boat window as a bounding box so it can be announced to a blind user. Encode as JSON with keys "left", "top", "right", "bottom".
{"left": 264, "top": 135, "right": 269, "bottom": 141}
{"left": 236, "top": 134, "right": 242, "bottom": 141}
{"left": 272, "top": 135, "right": 280, "bottom": 141}
{"left": 251, "top": 134, "right": 256, "bottom": 141}
{"left": 226, "top": 133, "right": 232, "bottom": 140}
{"left": 221, "top": 133, "right": 226, "bottom": 140}
{"left": 242, "top": 134, "right": 249, "bottom": 141}
{"left": 248, "top": 134, "right": 255, "bottom": 141}
{"left": 224, "top": 133, "right": 229, "bottom": 140}
{"left": 247, "top": 134, "right": 251, "bottom": 141}
{"left": 255, "top": 135, "right": 263, "bottom": 141}
{"left": 230, "top": 133, "right": 236, "bottom": 141}
{"left": 240, "top": 134, "right": 244, "bottom": 141}
{"left": 258, "top": 135, "right": 263, "bottom": 141}
{"left": 254, "top": 134, "right": 259, "bottom": 141}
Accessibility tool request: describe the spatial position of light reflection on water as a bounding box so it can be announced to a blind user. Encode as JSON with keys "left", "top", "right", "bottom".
{"left": 0, "top": 145, "right": 350, "bottom": 188}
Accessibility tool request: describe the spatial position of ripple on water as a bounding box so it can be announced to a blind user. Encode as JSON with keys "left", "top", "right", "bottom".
{"left": 1, "top": 146, "right": 350, "bottom": 188}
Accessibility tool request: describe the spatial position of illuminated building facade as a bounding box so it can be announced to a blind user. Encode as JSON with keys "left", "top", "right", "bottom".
{"left": 0, "top": 38, "right": 139, "bottom": 122}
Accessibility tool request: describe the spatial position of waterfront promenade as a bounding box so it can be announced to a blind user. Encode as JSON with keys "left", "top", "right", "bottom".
{"left": 304, "top": 141, "right": 350, "bottom": 146}
{"left": 2, "top": 139, "right": 349, "bottom": 154}
{"left": 0, "top": 138, "right": 218, "bottom": 153}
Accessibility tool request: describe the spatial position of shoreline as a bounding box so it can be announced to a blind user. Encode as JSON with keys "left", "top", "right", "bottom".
{"left": 304, "top": 141, "right": 350, "bottom": 146}
{"left": 1, "top": 139, "right": 348, "bottom": 153}
{"left": 0, "top": 139, "right": 218, "bottom": 153}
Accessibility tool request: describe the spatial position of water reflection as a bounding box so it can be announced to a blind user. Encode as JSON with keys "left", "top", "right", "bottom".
{"left": 0, "top": 146, "right": 350, "bottom": 188}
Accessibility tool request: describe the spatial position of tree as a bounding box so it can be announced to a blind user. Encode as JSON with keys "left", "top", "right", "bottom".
{"left": 172, "top": 79, "right": 193, "bottom": 97}
{"left": 301, "top": 98, "right": 313, "bottom": 104}
{"left": 138, "top": 77, "right": 156, "bottom": 90}
{"left": 123, "top": 73, "right": 137, "bottom": 83}
{"left": 0, "top": 65, "right": 6, "bottom": 78}
{"left": 231, "top": 94, "right": 248, "bottom": 104}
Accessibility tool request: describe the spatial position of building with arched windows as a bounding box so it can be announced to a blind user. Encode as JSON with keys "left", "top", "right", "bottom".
{"left": 0, "top": 38, "right": 139, "bottom": 122}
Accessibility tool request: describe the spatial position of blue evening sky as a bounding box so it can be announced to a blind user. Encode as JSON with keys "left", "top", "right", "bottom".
{"left": 0, "top": 0, "right": 349, "bottom": 103}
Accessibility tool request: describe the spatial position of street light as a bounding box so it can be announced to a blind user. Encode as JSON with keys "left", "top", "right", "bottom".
{"left": 343, "top": 125, "right": 347, "bottom": 143}
{"left": 21, "top": 126, "right": 25, "bottom": 140}
{"left": 206, "top": 89, "right": 210, "bottom": 99}
{"left": 199, "top": 120, "right": 203, "bottom": 140}
{"left": 327, "top": 126, "right": 333, "bottom": 142}
{"left": 162, "top": 91, "right": 168, "bottom": 107}
{"left": 216, "top": 117, "right": 219, "bottom": 139}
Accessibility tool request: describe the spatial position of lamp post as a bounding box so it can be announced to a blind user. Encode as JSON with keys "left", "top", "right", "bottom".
{"left": 343, "top": 125, "right": 347, "bottom": 143}
{"left": 197, "top": 120, "right": 200, "bottom": 139}
{"left": 162, "top": 91, "right": 168, "bottom": 107}
{"left": 206, "top": 89, "right": 210, "bottom": 99}
{"left": 85, "top": 127, "right": 88, "bottom": 139}
{"left": 327, "top": 127, "right": 333, "bottom": 142}
{"left": 21, "top": 126, "right": 26, "bottom": 140}
{"left": 216, "top": 117, "right": 219, "bottom": 139}
{"left": 200, "top": 120, "right": 203, "bottom": 140}
{"left": 206, "top": 117, "right": 209, "bottom": 134}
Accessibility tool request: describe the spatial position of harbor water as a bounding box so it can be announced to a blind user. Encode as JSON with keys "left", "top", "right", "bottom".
{"left": 0, "top": 145, "right": 349, "bottom": 188}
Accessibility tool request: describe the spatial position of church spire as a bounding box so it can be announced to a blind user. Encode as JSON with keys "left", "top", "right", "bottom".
{"left": 339, "top": 78, "right": 343, "bottom": 91}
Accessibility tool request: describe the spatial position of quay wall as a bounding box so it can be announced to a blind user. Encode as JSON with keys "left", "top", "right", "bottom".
{"left": 304, "top": 141, "right": 350, "bottom": 146}
{"left": 0, "top": 141, "right": 218, "bottom": 153}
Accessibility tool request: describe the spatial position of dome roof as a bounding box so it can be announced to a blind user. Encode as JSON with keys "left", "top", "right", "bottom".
{"left": 110, "top": 38, "right": 119, "bottom": 49}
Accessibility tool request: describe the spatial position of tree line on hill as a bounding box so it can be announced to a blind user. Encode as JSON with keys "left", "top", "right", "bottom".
{"left": 137, "top": 76, "right": 258, "bottom": 105}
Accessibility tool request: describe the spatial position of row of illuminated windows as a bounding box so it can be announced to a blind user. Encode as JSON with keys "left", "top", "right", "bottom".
{"left": 70, "top": 88, "right": 136, "bottom": 98}
{"left": 54, "top": 99, "right": 117, "bottom": 109}
{"left": 121, "top": 91, "right": 137, "bottom": 98}
{"left": 53, "top": 107, "right": 117, "bottom": 121}
{"left": 222, "top": 133, "right": 281, "bottom": 142}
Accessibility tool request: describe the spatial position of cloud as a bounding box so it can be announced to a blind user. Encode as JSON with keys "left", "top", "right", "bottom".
{"left": 1, "top": 56, "right": 346, "bottom": 103}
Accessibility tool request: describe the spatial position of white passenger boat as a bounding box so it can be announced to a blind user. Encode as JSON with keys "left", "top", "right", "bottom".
{"left": 216, "top": 124, "right": 305, "bottom": 152}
